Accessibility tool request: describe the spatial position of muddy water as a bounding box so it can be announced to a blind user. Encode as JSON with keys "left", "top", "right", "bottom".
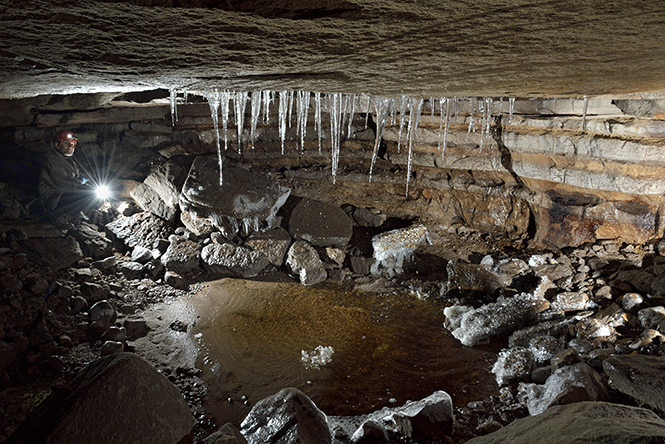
{"left": 190, "top": 278, "right": 498, "bottom": 425}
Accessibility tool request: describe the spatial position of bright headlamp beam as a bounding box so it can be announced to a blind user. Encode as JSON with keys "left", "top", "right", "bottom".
{"left": 95, "top": 185, "right": 111, "bottom": 200}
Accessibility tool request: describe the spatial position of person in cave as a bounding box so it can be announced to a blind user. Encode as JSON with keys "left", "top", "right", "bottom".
{"left": 38, "top": 129, "right": 96, "bottom": 223}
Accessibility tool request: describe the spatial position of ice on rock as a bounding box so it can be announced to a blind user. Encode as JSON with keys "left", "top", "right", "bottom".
{"left": 301, "top": 345, "right": 334, "bottom": 370}
{"left": 444, "top": 280, "right": 551, "bottom": 346}
{"left": 528, "top": 335, "right": 564, "bottom": 364}
{"left": 492, "top": 346, "right": 535, "bottom": 386}
{"left": 370, "top": 225, "right": 429, "bottom": 277}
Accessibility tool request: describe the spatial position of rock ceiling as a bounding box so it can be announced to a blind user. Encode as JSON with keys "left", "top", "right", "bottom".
{"left": 2, "top": 0, "right": 665, "bottom": 100}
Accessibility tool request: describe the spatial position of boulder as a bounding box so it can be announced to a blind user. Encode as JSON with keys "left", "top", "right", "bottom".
{"left": 106, "top": 212, "right": 173, "bottom": 250}
{"left": 240, "top": 388, "right": 331, "bottom": 444}
{"left": 6, "top": 353, "right": 193, "bottom": 444}
{"left": 446, "top": 261, "right": 506, "bottom": 294}
{"left": 351, "top": 207, "right": 387, "bottom": 227}
{"left": 180, "top": 210, "right": 215, "bottom": 237}
{"left": 351, "top": 420, "right": 388, "bottom": 443}
{"left": 131, "top": 182, "right": 179, "bottom": 222}
{"left": 518, "top": 363, "right": 609, "bottom": 416}
{"left": 286, "top": 240, "right": 327, "bottom": 286}
{"left": 465, "top": 402, "right": 665, "bottom": 444}
{"left": 201, "top": 243, "right": 270, "bottom": 278}
{"left": 603, "top": 354, "right": 665, "bottom": 413}
{"left": 131, "top": 245, "right": 154, "bottom": 264}
{"left": 245, "top": 228, "right": 292, "bottom": 266}
{"left": 288, "top": 199, "right": 353, "bottom": 247}
{"left": 143, "top": 162, "right": 187, "bottom": 209}
{"left": 19, "top": 235, "right": 83, "bottom": 271}
{"left": 444, "top": 292, "right": 550, "bottom": 347}
{"left": 371, "top": 225, "right": 428, "bottom": 277}
{"left": 492, "top": 347, "right": 535, "bottom": 386}
{"left": 161, "top": 237, "right": 201, "bottom": 274}
{"left": 89, "top": 300, "right": 117, "bottom": 333}
{"left": 119, "top": 261, "right": 144, "bottom": 279}
{"left": 71, "top": 222, "right": 113, "bottom": 260}
{"left": 179, "top": 156, "right": 290, "bottom": 228}
{"left": 202, "top": 423, "right": 247, "bottom": 444}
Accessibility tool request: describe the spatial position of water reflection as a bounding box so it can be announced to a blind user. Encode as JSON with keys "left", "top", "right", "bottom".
{"left": 191, "top": 278, "right": 498, "bottom": 425}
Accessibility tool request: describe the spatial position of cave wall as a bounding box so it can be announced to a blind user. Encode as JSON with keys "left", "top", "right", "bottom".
{"left": 2, "top": 93, "right": 665, "bottom": 249}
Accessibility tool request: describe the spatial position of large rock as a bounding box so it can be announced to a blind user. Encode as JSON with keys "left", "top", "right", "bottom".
{"left": 518, "top": 363, "right": 609, "bottom": 416}
{"left": 492, "top": 347, "right": 535, "bottom": 386}
{"left": 202, "top": 423, "right": 247, "bottom": 444}
{"left": 286, "top": 240, "right": 327, "bottom": 286}
{"left": 603, "top": 354, "right": 665, "bottom": 413}
{"left": 180, "top": 210, "right": 215, "bottom": 237}
{"left": 239, "top": 388, "right": 331, "bottom": 444}
{"left": 371, "top": 225, "right": 428, "bottom": 277}
{"left": 465, "top": 402, "right": 665, "bottom": 444}
{"left": 71, "top": 222, "right": 113, "bottom": 260}
{"left": 161, "top": 237, "right": 201, "bottom": 274}
{"left": 444, "top": 291, "right": 550, "bottom": 347}
{"left": 179, "top": 156, "right": 290, "bottom": 228}
{"left": 19, "top": 235, "right": 83, "bottom": 271}
{"left": 144, "top": 162, "right": 187, "bottom": 208}
{"left": 106, "top": 211, "right": 173, "bottom": 250}
{"left": 6, "top": 353, "right": 193, "bottom": 444}
{"left": 446, "top": 261, "right": 506, "bottom": 294}
{"left": 131, "top": 182, "right": 179, "bottom": 222}
{"left": 288, "top": 198, "right": 353, "bottom": 247}
{"left": 245, "top": 228, "right": 292, "bottom": 266}
{"left": 201, "top": 243, "right": 269, "bottom": 278}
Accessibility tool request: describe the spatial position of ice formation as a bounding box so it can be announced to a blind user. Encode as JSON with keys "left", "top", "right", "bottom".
{"left": 491, "top": 346, "right": 535, "bottom": 386}
{"left": 195, "top": 91, "right": 590, "bottom": 194}
{"left": 300, "top": 345, "right": 334, "bottom": 370}
{"left": 370, "top": 224, "right": 429, "bottom": 277}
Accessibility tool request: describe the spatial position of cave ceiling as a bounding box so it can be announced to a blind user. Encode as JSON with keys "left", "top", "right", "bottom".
{"left": 1, "top": 0, "right": 665, "bottom": 100}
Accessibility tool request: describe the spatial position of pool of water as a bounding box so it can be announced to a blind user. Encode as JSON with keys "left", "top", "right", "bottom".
{"left": 190, "top": 278, "right": 499, "bottom": 425}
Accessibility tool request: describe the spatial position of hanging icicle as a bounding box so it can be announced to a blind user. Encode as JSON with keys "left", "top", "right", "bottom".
{"left": 204, "top": 91, "right": 224, "bottom": 185}
{"left": 442, "top": 97, "right": 452, "bottom": 160}
{"left": 220, "top": 90, "right": 230, "bottom": 151}
{"left": 278, "top": 91, "right": 289, "bottom": 154}
{"left": 296, "top": 91, "right": 310, "bottom": 150}
{"left": 250, "top": 91, "right": 262, "bottom": 150}
{"left": 287, "top": 91, "right": 295, "bottom": 128}
{"left": 369, "top": 97, "right": 391, "bottom": 183}
{"left": 397, "top": 95, "right": 408, "bottom": 154}
{"left": 581, "top": 95, "right": 589, "bottom": 130}
{"left": 263, "top": 91, "right": 272, "bottom": 124}
{"left": 234, "top": 91, "right": 248, "bottom": 154}
{"left": 315, "top": 92, "right": 322, "bottom": 153}
{"left": 169, "top": 88, "right": 178, "bottom": 126}
{"left": 405, "top": 98, "right": 424, "bottom": 197}
{"left": 508, "top": 97, "right": 515, "bottom": 123}
{"left": 329, "top": 93, "right": 343, "bottom": 184}
{"left": 347, "top": 94, "right": 356, "bottom": 139}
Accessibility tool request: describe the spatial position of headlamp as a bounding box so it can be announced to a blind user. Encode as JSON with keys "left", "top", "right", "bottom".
{"left": 95, "top": 185, "right": 111, "bottom": 200}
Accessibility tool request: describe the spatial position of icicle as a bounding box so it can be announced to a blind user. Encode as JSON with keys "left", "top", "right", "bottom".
{"left": 347, "top": 94, "right": 356, "bottom": 139}
{"left": 430, "top": 97, "right": 436, "bottom": 116}
{"left": 329, "top": 93, "right": 343, "bottom": 184}
{"left": 390, "top": 100, "right": 396, "bottom": 126}
{"left": 296, "top": 91, "right": 310, "bottom": 150}
{"left": 442, "top": 97, "right": 452, "bottom": 160}
{"left": 169, "top": 88, "right": 178, "bottom": 126}
{"left": 405, "top": 98, "right": 424, "bottom": 197}
{"left": 581, "top": 95, "right": 589, "bottom": 130}
{"left": 278, "top": 91, "right": 289, "bottom": 154}
{"left": 234, "top": 91, "right": 248, "bottom": 154}
{"left": 315, "top": 92, "right": 322, "bottom": 153}
{"left": 397, "top": 95, "right": 408, "bottom": 154}
{"left": 263, "top": 91, "right": 272, "bottom": 124}
{"left": 288, "top": 91, "right": 295, "bottom": 128}
{"left": 364, "top": 96, "right": 371, "bottom": 129}
{"left": 220, "top": 91, "right": 230, "bottom": 151}
{"left": 204, "top": 91, "right": 223, "bottom": 185}
{"left": 480, "top": 97, "right": 493, "bottom": 148}
{"left": 369, "top": 97, "right": 391, "bottom": 183}
{"left": 508, "top": 97, "right": 515, "bottom": 123}
{"left": 250, "top": 91, "right": 261, "bottom": 150}
{"left": 466, "top": 98, "right": 476, "bottom": 141}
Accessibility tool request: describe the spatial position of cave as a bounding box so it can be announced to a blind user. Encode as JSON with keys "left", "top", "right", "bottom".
{"left": 3, "top": 1, "right": 665, "bottom": 444}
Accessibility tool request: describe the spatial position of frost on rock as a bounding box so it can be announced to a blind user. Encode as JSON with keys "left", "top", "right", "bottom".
{"left": 301, "top": 345, "right": 334, "bottom": 370}
{"left": 492, "top": 347, "right": 535, "bottom": 386}
{"left": 444, "top": 286, "right": 550, "bottom": 347}
{"left": 371, "top": 225, "right": 429, "bottom": 277}
{"left": 518, "top": 363, "right": 609, "bottom": 416}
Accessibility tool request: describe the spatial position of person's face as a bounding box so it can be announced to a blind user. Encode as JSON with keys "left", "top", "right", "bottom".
{"left": 58, "top": 138, "right": 77, "bottom": 157}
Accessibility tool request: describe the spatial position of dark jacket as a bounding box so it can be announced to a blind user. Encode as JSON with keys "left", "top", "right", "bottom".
{"left": 38, "top": 148, "right": 81, "bottom": 211}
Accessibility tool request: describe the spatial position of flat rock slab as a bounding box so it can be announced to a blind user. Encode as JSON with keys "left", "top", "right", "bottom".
{"left": 465, "top": 401, "right": 665, "bottom": 444}
{"left": 19, "top": 235, "right": 83, "bottom": 271}
{"left": 180, "top": 156, "right": 290, "bottom": 223}
{"left": 603, "top": 354, "right": 665, "bottom": 413}
{"left": 106, "top": 211, "right": 173, "bottom": 250}
{"left": 7, "top": 353, "right": 193, "bottom": 444}
{"left": 288, "top": 198, "right": 352, "bottom": 247}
